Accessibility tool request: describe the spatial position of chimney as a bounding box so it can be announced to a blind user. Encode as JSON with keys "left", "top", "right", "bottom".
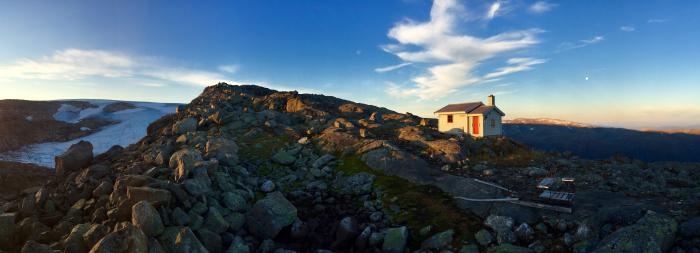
{"left": 487, "top": 95, "right": 495, "bottom": 106}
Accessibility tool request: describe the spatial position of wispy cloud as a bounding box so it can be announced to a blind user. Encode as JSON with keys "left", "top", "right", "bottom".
{"left": 486, "top": 2, "right": 501, "bottom": 20}
{"left": 0, "top": 48, "right": 239, "bottom": 87}
{"left": 529, "top": 1, "right": 556, "bottom": 14}
{"left": 483, "top": 58, "right": 546, "bottom": 79}
{"left": 620, "top": 26, "right": 635, "bottom": 32}
{"left": 557, "top": 36, "right": 604, "bottom": 52}
{"left": 647, "top": 18, "right": 669, "bottom": 24}
{"left": 375, "top": 62, "right": 412, "bottom": 73}
{"left": 380, "top": 0, "right": 543, "bottom": 99}
{"left": 218, "top": 64, "right": 239, "bottom": 74}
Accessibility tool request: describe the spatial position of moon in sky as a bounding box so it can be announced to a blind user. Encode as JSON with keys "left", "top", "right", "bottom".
{"left": 585, "top": 76, "right": 589, "bottom": 80}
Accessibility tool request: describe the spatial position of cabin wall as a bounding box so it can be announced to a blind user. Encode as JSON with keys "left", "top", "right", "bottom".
{"left": 482, "top": 111, "right": 502, "bottom": 136}
{"left": 436, "top": 112, "right": 468, "bottom": 135}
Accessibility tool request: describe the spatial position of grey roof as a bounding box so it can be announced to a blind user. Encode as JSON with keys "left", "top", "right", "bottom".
{"left": 435, "top": 102, "right": 505, "bottom": 116}
{"left": 470, "top": 105, "right": 505, "bottom": 116}
{"left": 434, "top": 102, "right": 483, "bottom": 113}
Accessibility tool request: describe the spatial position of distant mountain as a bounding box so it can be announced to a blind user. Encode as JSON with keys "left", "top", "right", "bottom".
{"left": 639, "top": 128, "right": 700, "bottom": 135}
{"left": 504, "top": 117, "right": 594, "bottom": 128}
{"left": 504, "top": 118, "right": 700, "bottom": 162}
{"left": 0, "top": 99, "right": 178, "bottom": 167}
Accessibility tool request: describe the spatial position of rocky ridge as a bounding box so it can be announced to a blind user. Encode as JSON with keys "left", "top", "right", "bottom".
{"left": 0, "top": 83, "right": 698, "bottom": 253}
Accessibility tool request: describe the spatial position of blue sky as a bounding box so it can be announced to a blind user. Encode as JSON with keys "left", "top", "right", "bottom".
{"left": 0, "top": 0, "right": 699, "bottom": 128}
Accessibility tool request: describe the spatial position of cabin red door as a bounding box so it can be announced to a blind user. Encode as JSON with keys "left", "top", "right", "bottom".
{"left": 471, "top": 116, "right": 479, "bottom": 134}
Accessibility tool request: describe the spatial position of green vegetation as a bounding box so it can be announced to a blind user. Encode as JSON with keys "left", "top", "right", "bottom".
{"left": 337, "top": 155, "right": 481, "bottom": 247}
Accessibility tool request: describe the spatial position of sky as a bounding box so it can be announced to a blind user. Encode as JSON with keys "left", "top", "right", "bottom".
{"left": 0, "top": 0, "right": 699, "bottom": 129}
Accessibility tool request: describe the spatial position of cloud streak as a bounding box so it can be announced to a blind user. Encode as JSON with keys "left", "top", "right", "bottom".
{"left": 620, "top": 26, "right": 635, "bottom": 32}
{"left": 529, "top": 1, "right": 556, "bottom": 14}
{"left": 0, "top": 48, "right": 238, "bottom": 87}
{"left": 375, "top": 62, "right": 412, "bottom": 73}
{"left": 557, "top": 36, "right": 604, "bottom": 52}
{"left": 380, "top": 0, "right": 544, "bottom": 99}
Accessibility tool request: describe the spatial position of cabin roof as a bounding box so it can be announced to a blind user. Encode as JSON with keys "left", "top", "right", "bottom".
{"left": 434, "top": 102, "right": 483, "bottom": 113}
{"left": 435, "top": 102, "right": 505, "bottom": 116}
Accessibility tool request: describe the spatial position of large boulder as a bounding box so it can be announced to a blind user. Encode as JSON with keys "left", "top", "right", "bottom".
{"left": 333, "top": 172, "right": 375, "bottom": 195}
{"left": 21, "top": 240, "right": 54, "bottom": 253}
{"left": 172, "top": 117, "right": 197, "bottom": 135}
{"left": 382, "top": 226, "right": 409, "bottom": 253}
{"left": 486, "top": 244, "right": 533, "bottom": 253}
{"left": 221, "top": 192, "right": 248, "bottom": 212}
{"left": 169, "top": 148, "right": 203, "bottom": 182}
{"left": 205, "top": 137, "right": 239, "bottom": 166}
{"left": 88, "top": 225, "right": 148, "bottom": 253}
{"left": 173, "top": 227, "right": 209, "bottom": 253}
{"left": 360, "top": 148, "right": 433, "bottom": 184}
{"left": 421, "top": 229, "right": 454, "bottom": 250}
{"left": 592, "top": 211, "right": 677, "bottom": 253}
{"left": 0, "top": 213, "right": 16, "bottom": 249}
{"left": 246, "top": 191, "right": 298, "bottom": 239}
{"left": 271, "top": 150, "right": 296, "bottom": 165}
{"left": 131, "top": 201, "right": 165, "bottom": 237}
{"left": 55, "top": 141, "right": 93, "bottom": 176}
{"left": 203, "top": 207, "right": 229, "bottom": 234}
{"left": 127, "top": 186, "right": 171, "bottom": 206}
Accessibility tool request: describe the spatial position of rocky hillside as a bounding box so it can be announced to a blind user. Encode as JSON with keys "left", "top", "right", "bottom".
{"left": 0, "top": 83, "right": 698, "bottom": 253}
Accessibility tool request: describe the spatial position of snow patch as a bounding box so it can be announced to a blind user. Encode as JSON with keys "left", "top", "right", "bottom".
{"left": 0, "top": 100, "right": 178, "bottom": 167}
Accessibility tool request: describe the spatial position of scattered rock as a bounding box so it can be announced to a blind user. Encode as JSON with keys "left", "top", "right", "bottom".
{"left": 382, "top": 226, "right": 409, "bottom": 253}
{"left": 487, "top": 243, "right": 533, "bottom": 253}
{"left": 312, "top": 154, "right": 334, "bottom": 169}
{"left": 172, "top": 118, "right": 197, "bottom": 135}
{"left": 246, "top": 192, "right": 298, "bottom": 239}
{"left": 260, "top": 180, "right": 276, "bottom": 193}
{"left": 475, "top": 229, "right": 494, "bottom": 246}
{"left": 203, "top": 207, "right": 229, "bottom": 234}
{"left": 0, "top": 213, "right": 16, "bottom": 248}
{"left": 89, "top": 225, "right": 148, "bottom": 253}
{"left": 131, "top": 200, "right": 165, "bottom": 237}
{"left": 55, "top": 141, "right": 93, "bottom": 176}
{"left": 221, "top": 192, "right": 248, "bottom": 212}
{"left": 421, "top": 229, "right": 454, "bottom": 250}
{"left": 127, "top": 186, "right": 171, "bottom": 205}
{"left": 334, "top": 172, "right": 375, "bottom": 195}
{"left": 272, "top": 150, "right": 296, "bottom": 165}
{"left": 21, "top": 240, "right": 54, "bottom": 253}
{"left": 592, "top": 211, "right": 677, "bottom": 253}
{"left": 514, "top": 223, "right": 534, "bottom": 242}
{"left": 173, "top": 227, "right": 209, "bottom": 253}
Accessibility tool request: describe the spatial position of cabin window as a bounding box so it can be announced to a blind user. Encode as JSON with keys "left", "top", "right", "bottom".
{"left": 490, "top": 119, "right": 496, "bottom": 127}
{"left": 447, "top": 115, "right": 453, "bottom": 123}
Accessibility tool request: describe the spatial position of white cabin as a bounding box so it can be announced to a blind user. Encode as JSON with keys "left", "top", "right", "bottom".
{"left": 434, "top": 95, "right": 505, "bottom": 137}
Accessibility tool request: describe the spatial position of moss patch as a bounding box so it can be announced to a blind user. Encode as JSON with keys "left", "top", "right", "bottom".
{"left": 338, "top": 155, "right": 481, "bottom": 247}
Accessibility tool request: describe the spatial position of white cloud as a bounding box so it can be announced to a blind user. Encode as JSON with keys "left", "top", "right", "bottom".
{"left": 375, "top": 62, "right": 412, "bottom": 73}
{"left": 483, "top": 58, "right": 546, "bottom": 79}
{"left": 647, "top": 19, "right": 668, "bottom": 23}
{"left": 218, "top": 64, "right": 239, "bottom": 74}
{"left": 380, "top": 0, "right": 543, "bottom": 99}
{"left": 529, "top": 1, "right": 555, "bottom": 14}
{"left": 620, "top": 26, "right": 635, "bottom": 32}
{"left": 557, "top": 35, "right": 604, "bottom": 52}
{"left": 0, "top": 48, "right": 237, "bottom": 87}
{"left": 486, "top": 2, "right": 501, "bottom": 20}
{"left": 581, "top": 36, "right": 604, "bottom": 44}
